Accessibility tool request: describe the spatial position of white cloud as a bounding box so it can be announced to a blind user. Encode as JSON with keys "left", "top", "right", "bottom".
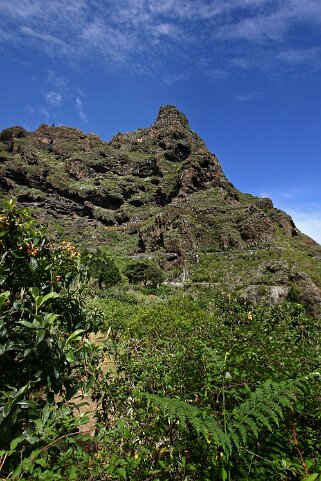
{"left": 214, "top": 0, "right": 321, "bottom": 43}
{"left": 75, "top": 96, "right": 87, "bottom": 122}
{"left": 46, "top": 91, "right": 62, "bottom": 106}
{"left": 38, "top": 106, "right": 50, "bottom": 119}
{"left": 1, "top": 0, "right": 321, "bottom": 77}
{"left": 278, "top": 47, "right": 321, "bottom": 65}
{"left": 47, "top": 71, "right": 69, "bottom": 90}
{"left": 235, "top": 91, "right": 262, "bottom": 102}
{"left": 153, "top": 23, "right": 179, "bottom": 37}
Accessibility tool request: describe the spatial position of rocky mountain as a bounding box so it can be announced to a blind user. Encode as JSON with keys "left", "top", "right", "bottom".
{"left": 1, "top": 105, "right": 320, "bottom": 314}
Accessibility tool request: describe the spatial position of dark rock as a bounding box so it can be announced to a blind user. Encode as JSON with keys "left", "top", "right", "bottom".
{"left": 257, "top": 198, "right": 273, "bottom": 210}
{"left": 137, "top": 232, "right": 146, "bottom": 253}
{"left": 114, "top": 212, "right": 130, "bottom": 224}
{"left": 164, "top": 143, "right": 191, "bottom": 162}
{"left": 133, "top": 158, "right": 161, "bottom": 177}
{"left": 278, "top": 215, "right": 298, "bottom": 237}
{"left": 240, "top": 210, "right": 274, "bottom": 242}
{"left": 86, "top": 192, "right": 124, "bottom": 210}
{"left": 153, "top": 105, "right": 189, "bottom": 130}
{"left": 129, "top": 198, "right": 144, "bottom": 207}
{"left": 0, "top": 126, "right": 28, "bottom": 143}
{"left": 219, "top": 232, "right": 239, "bottom": 251}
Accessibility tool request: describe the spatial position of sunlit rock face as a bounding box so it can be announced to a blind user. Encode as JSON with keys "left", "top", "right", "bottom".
{"left": 1, "top": 105, "right": 320, "bottom": 315}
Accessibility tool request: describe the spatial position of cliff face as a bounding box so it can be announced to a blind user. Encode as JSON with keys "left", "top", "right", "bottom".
{"left": 1, "top": 106, "right": 321, "bottom": 313}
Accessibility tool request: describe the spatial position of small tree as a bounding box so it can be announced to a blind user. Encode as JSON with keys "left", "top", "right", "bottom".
{"left": 89, "top": 249, "right": 122, "bottom": 288}
{"left": 124, "top": 260, "right": 164, "bottom": 287}
{"left": 0, "top": 198, "right": 95, "bottom": 449}
{"left": 144, "top": 263, "right": 165, "bottom": 288}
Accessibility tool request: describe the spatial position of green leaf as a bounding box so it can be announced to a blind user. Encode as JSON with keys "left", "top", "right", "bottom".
{"left": 303, "top": 474, "right": 319, "bottom": 481}
{"left": 43, "top": 313, "right": 60, "bottom": 325}
{"left": 116, "top": 467, "right": 127, "bottom": 478}
{"left": 0, "top": 291, "right": 10, "bottom": 310}
{"left": 35, "top": 330, "right": 45, "bottom": 345}
{"left": 30, "top": 256, "right": 38, "bottom": 271}
{"left": 65, "top": 350, "right": 74, "bottom": 363}
{"left": 16, "top": 400, "right": 37, "bottom": 409}
{"left": 221, "top": 467, "right": 228, "bottom": 481}
{"left": 69, "top": 465, "right": 78, "bottom": 480}
{"left": 29, "top": 288, "right": 59, "bottom": 311}
{"left": 65, "top": 329, "right": 85, "bottom": 345}
{"left": 78, "top": 415, "right": 90, "bottom": 425}
{"left": 19, "top": 320, "right": 36, "bottom": 328}
{"left": 10, "top": 435, "right": 27, "bottom": 450}
{"left": 0, "top": 403, "right": 11, "bottom": 421}
{"left": 24, "top": 434, "right": 39, "bottom": 444}
{"left": 39, "top": 291, "right": 59, "bottom": 308}
{"left": 29, "top": 287, "right": 40, "bottom": 298}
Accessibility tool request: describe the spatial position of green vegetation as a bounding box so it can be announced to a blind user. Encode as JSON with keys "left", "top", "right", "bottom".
{"left": 124, "top": 260, "right": 165, "bottom": 287}
{"left": 0, "top": 199, "right": 100, "bottom": 460}
{"left": 1, "top": 117, "right": 321, "bottom": 317}
{"left": 1, "top": 200, "right": 321, "bottom": 480}
{"left": 0, "top": 109, "right": 320, "bottom": 479}
{"left": 88, "top": 248, "right": 122, "bottom": 288}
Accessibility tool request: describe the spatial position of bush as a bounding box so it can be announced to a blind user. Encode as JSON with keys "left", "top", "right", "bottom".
{"left": 0, "top": 198, "right": 97, "bottom": 453}
{"left": 124, "top": 260, "right": 164, "bottom": 287}
{"left": 287, "top": 283, "right": 302, "bottom": 303}
{"left": 88, "top": 248, "right": 122, "bottom": 288}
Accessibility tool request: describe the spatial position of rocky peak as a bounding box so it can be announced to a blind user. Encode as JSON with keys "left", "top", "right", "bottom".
{"left": 153, "top": 105, "right": 190, "bottom": 130}
{"left": 1, "top": 106, "right": 321, "bottom": 315}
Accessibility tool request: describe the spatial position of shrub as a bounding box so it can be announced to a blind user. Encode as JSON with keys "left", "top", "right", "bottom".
{"left": 0, "top": 198, "right": 97, "bottom": 452}
{"left": 124, "top": 260, "right": 164, "bottom": 287}
{"left": 88, "top": 248, "right": 122, "bottom": 288}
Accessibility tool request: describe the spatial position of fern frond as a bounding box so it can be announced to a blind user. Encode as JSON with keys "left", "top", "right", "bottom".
{"left": 229, "top": 375, "right": 312, "bottom": 448}
{"left": 146, "top": 394, "right": 231, "bottom": 454}
{"left": 145, "top": 371, "right": 318, "bottom": 458}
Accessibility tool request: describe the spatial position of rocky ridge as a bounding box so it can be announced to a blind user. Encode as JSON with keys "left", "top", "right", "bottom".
{"left": 1, "top": 106, "right": 320, "bottom": 314}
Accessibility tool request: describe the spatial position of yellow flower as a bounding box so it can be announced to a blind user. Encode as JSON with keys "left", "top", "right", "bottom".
{"left": 247, "top": 311, "right": 253, "bottom": 321}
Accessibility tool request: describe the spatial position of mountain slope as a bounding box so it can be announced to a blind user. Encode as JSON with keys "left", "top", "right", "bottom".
{"left": 1, "top": 106, "right": 320, "bottom": 313}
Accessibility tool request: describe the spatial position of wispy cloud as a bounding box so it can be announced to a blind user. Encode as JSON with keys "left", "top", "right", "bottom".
{"left": 75, "top": 96, "right": 87, "bottom": 122}
{"left": 214, "top": 0, "right": 321, "bottom": 43}
{"left": 278, "top": 47, "right": 321, "bottom": 65}
{"left": 235, "top": 91, "right": 262, "bottom": 102}
{"left": 38, "top": 106, "right": 50, "bottom": 119}
{"left": 0, "top": 0, "right": 321, "bottom": 78}
{"left": 47, "top": 71, "right": 69, "bottom": 90}
{"left": 46, "top": 91, "right": 62, "bottom": 106}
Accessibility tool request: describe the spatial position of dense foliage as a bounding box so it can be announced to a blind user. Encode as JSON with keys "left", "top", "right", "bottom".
{"left": 1, "top": 200, "right": 321, "bottom": 480}
{"left": 124, "top": 260, "right": 165, "bottom": 288}
{"left": 88, "top": 248, "right": 122, "bottom": 288}
{"left": 0, "top": 199, "right": 99, "bottom": 472}
{"left": 87, "top": 296, "right": 321, "bottom": 480}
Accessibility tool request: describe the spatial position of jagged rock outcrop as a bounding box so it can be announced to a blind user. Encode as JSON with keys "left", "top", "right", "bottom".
{"left": 0, "top": 105, "right": 320, "bottom": 314}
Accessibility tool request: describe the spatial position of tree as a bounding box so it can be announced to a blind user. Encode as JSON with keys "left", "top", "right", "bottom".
{"left": 89, "top": 249, "right": 122, "bottom": 288}
{"left": 124, "top": 260, "right": 164, "bottom": 287}
{"left": 0, "top": 198, "right": 95, "bottom": 449}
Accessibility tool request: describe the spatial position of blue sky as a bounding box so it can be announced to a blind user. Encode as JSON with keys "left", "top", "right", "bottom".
{"left": 0, "top": 0, "right": 320, "bottom": 242}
